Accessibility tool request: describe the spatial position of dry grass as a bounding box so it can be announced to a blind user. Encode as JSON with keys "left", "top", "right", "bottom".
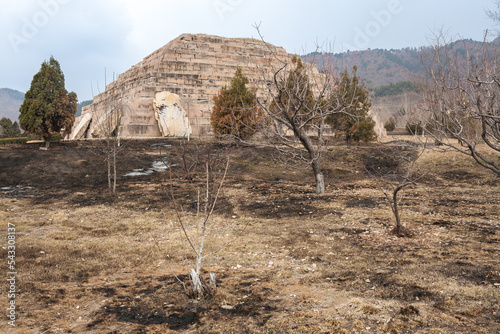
{"left": 0, "top": 139, "right": 498, "bottom": 333}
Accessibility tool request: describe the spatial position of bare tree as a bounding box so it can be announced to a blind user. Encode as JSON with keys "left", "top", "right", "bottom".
{"left": 93, "top": 95, "right": 125, "bottom": 196}
{"left": 416, "top": 31, "right": 499, "bottom": 177}
{"left": 487, "top": 0, "right": 500, "bottom": 29}
{"left": 163, "top": 146, "right": 248, "bottom": 298}
{"left": 252, "top": 26, "right": 364, "bottom": 194}
{"left": 366, "top": 143, "right": 426, "bottom": 236}
{"left": 172, "top": 140, "right": 201, "bottom": 181}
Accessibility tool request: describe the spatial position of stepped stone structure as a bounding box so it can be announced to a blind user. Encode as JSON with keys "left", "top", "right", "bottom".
{"left": 69, "top": 33, "right": 386, "bottom": 140}
{"left": 69, "top": 33, "right": 298, "bottom": 139}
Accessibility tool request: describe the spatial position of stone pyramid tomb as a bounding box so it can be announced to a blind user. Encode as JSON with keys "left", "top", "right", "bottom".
{"left": 69, "top": 33, "right": 307, "bottom": 139}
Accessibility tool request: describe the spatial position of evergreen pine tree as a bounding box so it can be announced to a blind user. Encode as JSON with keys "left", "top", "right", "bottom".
{"left": 0, "top": 118, "right": 21, "bottom": 138}
{"left": 211, "top": 68, "right": 261, "bottom": 139}
{"left": 278, "top": 56, "right": 316, "bottom": 123}
{"left": 328, "top": 66, "right": 375, "bottom": 145}
{"left": 19, "top": 56, "right": 77, "bottom": 148}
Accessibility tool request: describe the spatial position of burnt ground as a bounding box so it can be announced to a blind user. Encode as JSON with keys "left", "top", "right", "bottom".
{"left": 0, "top": 139, "right": 499, "bottom": 333}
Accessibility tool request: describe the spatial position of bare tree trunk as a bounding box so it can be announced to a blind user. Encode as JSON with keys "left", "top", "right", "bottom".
{"left": 113, "top": 143, "right": 117, "bottom": 195}
{"left": 45, "top": 139, "right": 50, "bottom": 150}
{"left": 107, "top": 161, "right": 111, "bottom": 194}
{"left": 107, "top": 141, "right": 112, "bottom": 195}
{"left": 315, "top": 173, "right": 325, "bottom": 194}
{"left": 197, "top": 217, "right": 206, "bottom": 278}
{"left": 392, "top": 186, "right": 403, "bottom": 234}
{"left": 312, "top": 158, "right": 325, "bottom": 194}
{"left": 190, "top": 269, "right": 203, "bottom": 298}
{"left": 302, "top": 134, "right": 325, "bottom": 195}
{"left": 209, "top": 273, "right": 217, "bottom": 293}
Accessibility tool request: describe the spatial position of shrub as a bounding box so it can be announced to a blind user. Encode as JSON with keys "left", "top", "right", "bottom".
{"left": 384, "top": 117, "right": 396, "bottom": 132}
{"left": 0, "top": 137, "right": 29, "bottom": 145}
{"left": 406, "top": 122, "right": 425, "bottom": 135}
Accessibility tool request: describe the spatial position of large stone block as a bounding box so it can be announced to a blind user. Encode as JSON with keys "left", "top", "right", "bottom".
{"left": 153, "top": 92, "right": 191, "bottom": 138}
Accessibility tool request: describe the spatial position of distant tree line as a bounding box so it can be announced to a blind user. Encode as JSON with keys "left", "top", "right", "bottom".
{"left": 373, "top": 81, "right": 420, "bottom": 98}
{"left": 0, "top": 117, "right": 22, "bottom": 138}
{"left": 76, "top": 100, "right": 93, "bottom": 117}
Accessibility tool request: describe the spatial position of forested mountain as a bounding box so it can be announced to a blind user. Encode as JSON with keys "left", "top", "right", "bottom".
{"left": 303, "top": 38, "right": 500, "bottom": 89}
{"left": 76, "top": 100, "right": 93, "bottom": 117}
{"left": 303, "top": 37, "right": 500, "bottom": 125}
{"left": 0, "top": 88, "right": 91, "bottom": 121}
{"left": 0, "top": 88, "right": 24, "bottom": 121}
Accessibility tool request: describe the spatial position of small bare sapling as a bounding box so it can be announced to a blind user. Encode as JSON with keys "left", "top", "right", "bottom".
{"left": 366, "top": 142, "right": 426, "bottom": 236}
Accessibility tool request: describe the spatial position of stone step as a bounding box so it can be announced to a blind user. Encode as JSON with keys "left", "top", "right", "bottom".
{"left": 124, "top": 115, "right": 158, "bottom": 124}
{"left": 121, "top": 124, "right": 161, "bottom": 137}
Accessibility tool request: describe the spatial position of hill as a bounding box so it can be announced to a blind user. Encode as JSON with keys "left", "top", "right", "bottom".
{"left": 303, "top": 38, "right": 500, "bottom": 89}
{"left": 0, "top": 88, "right": 24, "bottom": 121}
{"left": 302, "top": 38, "right": 500, "bottom": 126}
{"left": 0, "top": 87, "right": 92, "bottom": 121}
{"left": 76, "top": 100, "right": 93, "bottom": 117}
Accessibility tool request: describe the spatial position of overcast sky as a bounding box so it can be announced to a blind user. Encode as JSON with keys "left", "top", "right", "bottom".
{"left": 0, "top": 0, "right": 496, "bottom": 101}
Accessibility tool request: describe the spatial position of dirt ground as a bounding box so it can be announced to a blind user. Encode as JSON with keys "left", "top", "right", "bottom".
{"left": 0, "top": 139, "right": 499, "bottom": 333}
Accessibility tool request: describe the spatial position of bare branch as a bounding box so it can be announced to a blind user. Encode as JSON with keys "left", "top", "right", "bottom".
{"left": 416, "top": 30, "right": 500, "bottom": 176}
{"left": 365, "top": 142, "right": 426, "bottom": 236}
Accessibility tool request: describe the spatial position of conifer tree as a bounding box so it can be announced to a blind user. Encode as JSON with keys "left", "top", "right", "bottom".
{"left": 273, "top": 56, "right": 316, "bottom": 127}
{"left": 328, "top": 66, "right": 375, "bottom": 145}
{"left": 211, "top": 68, "right": 261, "bottom": 139}
{"left": 261, "top": 55, "right": 332, "bottom": 194}
{"left": 19, "top": 56, "right": 77, "bottom": 148}
{"left": 0, "top": 118, "right": 21, "bottom": 138}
